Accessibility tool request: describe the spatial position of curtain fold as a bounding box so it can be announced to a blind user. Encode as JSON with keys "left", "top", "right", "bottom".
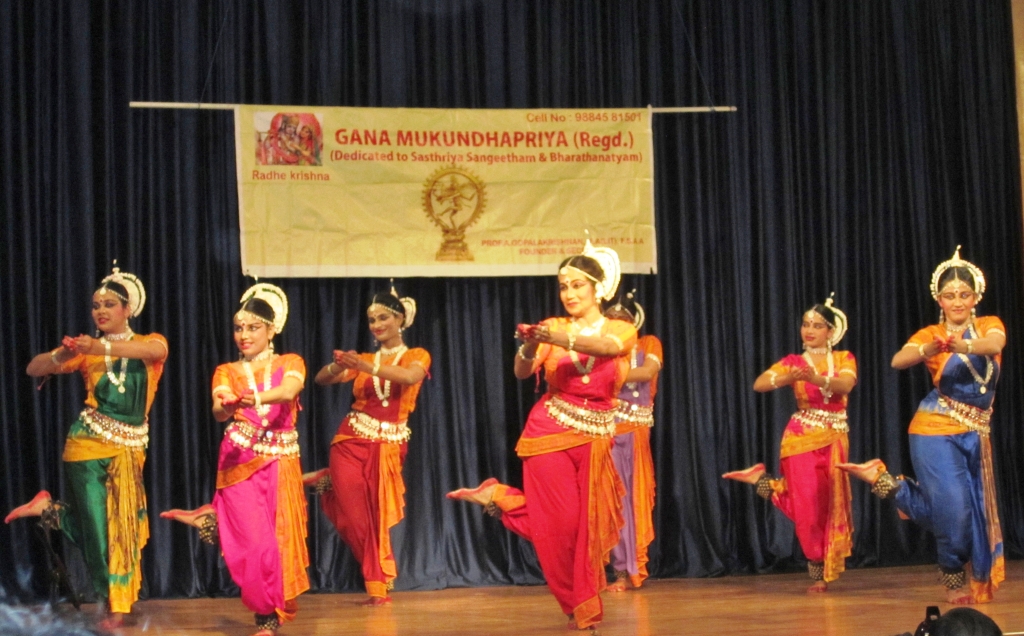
{"left": 1, "top": 0, "right": 1021, "bottom": 601}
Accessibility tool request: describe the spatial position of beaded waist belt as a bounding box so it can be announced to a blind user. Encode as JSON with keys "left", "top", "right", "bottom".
{"left": 347, "top": 410, "right": 411, "bottom": 444}
{"left": 227, "top": 420, "right": 300, "bottom": 457}
{"left": 544, "top": 395, "right": 616, "bottom": 437}
{"left": 81, "top": 408, "right": 149, "bottom": 449}
{"left": 937, "top": 396, "right": 992, "bottom": 437}
{"left": 615, "top": 401, "right": 654, "bottom": 427}
{"left": 792, "top": 408, "right": 849, "bottom": 433}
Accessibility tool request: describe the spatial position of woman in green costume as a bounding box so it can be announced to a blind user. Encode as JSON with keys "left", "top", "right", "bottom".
{"left": 7, "top": 266, "right": 168, "bottom": 630}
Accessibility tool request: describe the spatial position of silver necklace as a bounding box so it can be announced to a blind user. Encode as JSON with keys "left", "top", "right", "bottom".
{"left": 803, "top": 350, "right": 835, "bottom": 404}
{"left": 569, "top": 318, "right": 604, "bottom": 384}
{"left": 626, "top": 346, "right": 640, "bottom": 397}
{"left": 373, "top": 345, "right": 408, "bottom": 407}
{"left": 243, "top": 358, "right": 273, "bottom": 427}
{"left": 957, "top": 325, "right": 993, "bottom": 394}
{"left": 101, "top": 337, "right": 130, "bottom": 394}
{"left": 104, "top": 327, "right": 135, "bottom": 342}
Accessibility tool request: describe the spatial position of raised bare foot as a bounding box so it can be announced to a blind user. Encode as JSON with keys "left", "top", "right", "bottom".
{"left": 159, "top": 504, "right": 215, "bottom": 528}
{"left": 946, "top": 586, "right": 973, "bottom": 605}
{"left": 721, "top": 463, "right": 766, "bottom": 484}
{"left": 97, "top": 612, "right": 125, "bottom": 630}
{"left": 302, "top": 468, "right": 329, "bottom": 487}
{"left": 807, "top": 580, "right": 828, "bottom": 593}
{"left": 446, "top": 478, "right": 499, "bottom": 506}
{"left": 5, "top": 491, "right": 52, "bottom": 524}
{"left": 836, "top": 459, "right": 885, "bottom": 484}
{"left": 358, "top": 596, "right": 392, "bottom": 606}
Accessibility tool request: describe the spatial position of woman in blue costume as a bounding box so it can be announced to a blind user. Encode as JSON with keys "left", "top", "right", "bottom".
{"left": 841, "top": 247, "right": 1005, "bottom": 605}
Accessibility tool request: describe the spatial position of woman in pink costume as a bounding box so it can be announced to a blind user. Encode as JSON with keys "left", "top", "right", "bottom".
{"left": 723, "top": 295, "right": 856, "bottom": 593}
{"left": 162, "top": 283, "right": 309, "bottom": 636}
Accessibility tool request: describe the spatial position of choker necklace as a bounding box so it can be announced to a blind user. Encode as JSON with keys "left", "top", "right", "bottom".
{"left": 373, "top": 345, "right": 408, "bottom": 407}
{"left": 379, "top": 343, "right": 406, "bottom": 357}
{"left": 244, "top": 348, "right": 274, "bottom": 363}
{"left": 104, "top": 327, "right": 135, "bottom": 342}
{"left": 945, "top": 321, "right": 971, "bottom": 335}
{"left": 243, "top": 358, "right": 273, "bottom": 427}
{"left": 803, "top": 345, "right": 828, "bottom": 355}
{"left": 572, "top": 317, "right": 606, "bottom": 337}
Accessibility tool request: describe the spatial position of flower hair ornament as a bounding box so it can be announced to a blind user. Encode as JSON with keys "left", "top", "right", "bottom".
{"left": 804, "top": 292, "right": 848, "bottom": 348}
{"left": 368, "top": 280, "right": 417, "bottom": 328}
{"left": 559, "top": 233, "right": 622, "bottom": 302}
{"left": 238, "top": 282, "right": 289, "bottom": 333}
{"left": 610, "top": 289, "right": 645, "bottom": 331}
{"left": 97, "top": 261, "right": 146, "bottom": 318}
{"left": 930, "top": 245, "right": 986, "bottom": 302}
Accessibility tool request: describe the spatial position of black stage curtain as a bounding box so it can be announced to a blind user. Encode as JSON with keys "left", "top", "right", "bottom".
{"left": 1, "top": 0, "right": 1022, "bottom": 601}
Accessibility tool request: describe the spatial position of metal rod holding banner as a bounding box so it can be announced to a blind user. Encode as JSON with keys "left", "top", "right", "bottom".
{"left": 129, "top": 102, "right": 739, "bottom": 114}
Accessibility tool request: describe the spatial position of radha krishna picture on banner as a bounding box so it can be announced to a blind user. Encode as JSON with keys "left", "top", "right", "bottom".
{"left": 255, "top": 112, "right": 324, "bottom": 166}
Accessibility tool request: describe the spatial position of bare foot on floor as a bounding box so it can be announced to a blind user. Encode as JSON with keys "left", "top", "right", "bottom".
{"left": 836, "top": 459, "right": 885, "bottom": 484}
{"left": 4, "top": 491, "right": 52, "bottom": 524}
{"left": 606, "top": 575, "right": 628, "bottom": 592}
{"left": 807, "top": 580, "right": 828, "bottom": 593}
{"left": 97, "top": 612, "right": 125, "bottom": 630}
{"left": 946, "top": 586, "right": 974, "bottom": 605}
{"left": 721, "top": 463, "right": 765, "bottom": 484}
{"left": 446, "top": 478, "right": 499, "bottom": 506}
{"left": 159, "top": 504, "right": 215, "bottom": 528}
{"left": 358, "top": 596, "right": 392, "bottom": 606}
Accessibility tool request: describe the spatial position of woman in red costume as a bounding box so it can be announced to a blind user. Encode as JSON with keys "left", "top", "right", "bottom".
{"left": 603, "top": 290, "right": 661, "bottom": 592}
{"left": 723, "top": 295, "right": 856, "bottom": 592}
{"left": 447, "top": 240, "right": 634, "bottom": 631}
{"left": 161, "top": 283, "right": 309, "bottom": 636}
{"left": 304, "top": 285, "right": 430, "bottom": 605}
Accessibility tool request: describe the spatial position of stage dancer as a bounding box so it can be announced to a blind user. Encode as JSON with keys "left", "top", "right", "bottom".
{"left": 723, "top": 295, "right": 855, "bottom": 592}
{"left": 161, "top": 283, "right": 309, "bottom": 635}
{"left": 447, "top": 239, "right": 634, "bottom": 631}
{"left": 840, "top": 247, "right": 1005, "bottom": 605}
{"left": 8, "top": 266, "right": 168, "bottom": 629}
{"left": 303, "top": 285, "right": 430, "bottom": 605}
{"left": 603, "top": 290, "right": 661, "bottom": 592}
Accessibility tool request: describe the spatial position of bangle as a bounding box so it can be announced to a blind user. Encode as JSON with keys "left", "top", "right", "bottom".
{"left": 965, "top": 340, "right": 974, "bottom": 354}
{"left": 371, "top": 361, "right": 381, "bottom": 376}
{"left": 50, "top": 348, "right": 62, "bottom": 367}
{"left": 517, "top": 343, "right": 535, "bottom": 361}
{"left": 917, "top": 343, "right": 928, "bottom": 359}
{"left": 566, "top": 333, "right": 576, "bottom": 352}
{"left": 328, "top": 362, "right": 340, "bottom": 375}
{"left": 253, "top": 391, "right": 262, "bottom": 409}
{"left": 767, "top": 371, "right": 778, "bottom": 389}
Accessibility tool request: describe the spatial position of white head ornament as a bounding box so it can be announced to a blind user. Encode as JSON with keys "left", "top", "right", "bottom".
{"left": 558, "top": 234, "right": 621, "bottom": 302}
{"left": 368, "top": 280, "right": 417, "bottom": 328}
{"left": 98, "top": 262, "right": 146, "bottom": 318}
{"left": 930, "top": 245, "right": 985, "bottom": 302}
{"left": 238, "top": 282, "right": 289, "bottom": 333}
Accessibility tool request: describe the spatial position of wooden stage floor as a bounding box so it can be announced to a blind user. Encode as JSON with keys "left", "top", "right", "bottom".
{"left": 51, "top": 561, "right": 1024, "bottom": 635}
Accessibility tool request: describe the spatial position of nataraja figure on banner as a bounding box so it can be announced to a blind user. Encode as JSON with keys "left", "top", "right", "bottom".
{"left": 723, "top": 295, "right": 856, "bottom": 593}
{"left": 840, "top": 247, "right": 1005, "bottom": 605}
{"left": 447, "top": 238, "right": 634, "bottom": 631}
{"left": 303, "top": 283, "right": 430, "bottom": 606}
{"left": 603, "top": 289, "right": 661, "bottom": 592}
{"left": 161, "top": 283, "right": 309, "bottom": 636}
{"left": 255, "top": 112, "right": 323, "bottom": 166}
{"left": 8, "top": 265, "right": 168, "bottom": 630}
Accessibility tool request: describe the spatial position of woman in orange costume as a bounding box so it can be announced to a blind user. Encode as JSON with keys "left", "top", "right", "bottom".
{"left": 448, "top": 240, "right": 634, "bottom": 631}
{"left": 603, "top": 290, "right": 661, "bottom": 592}
{"left": 304, "top": 285, "right": 430, "bottom": 605}
{"left": 841, "top": 247, "right": 1005, "bottom": 605}
{"left": 7, "top": 266, "right": 168, "bottom": 630}
{"left": 162, "top": 283, "right": 309, "bottom": 636}
{"left": 723, "top": 295, "right": 856, "bottom": 592}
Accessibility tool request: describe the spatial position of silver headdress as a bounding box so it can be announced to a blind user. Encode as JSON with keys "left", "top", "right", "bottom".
{"left": 238, "top": 283, "right": 289, "bottom": 333}
{"left": 368, "top": 280, "right": 417, "bottom": 328}
{"left": 930, "top": 245, "right": 985, "bottom": 302}
{"left": 559, "top": 234, "right": 621, "bottom": 302}
{"left": 804, "top": 292, "right": 848, "bottom": 348}
{"left": 97, "top": 261, "right": 146, "bottom": 318}
{"left": 610, "top": 289, "right": 645, "bottom": 331}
